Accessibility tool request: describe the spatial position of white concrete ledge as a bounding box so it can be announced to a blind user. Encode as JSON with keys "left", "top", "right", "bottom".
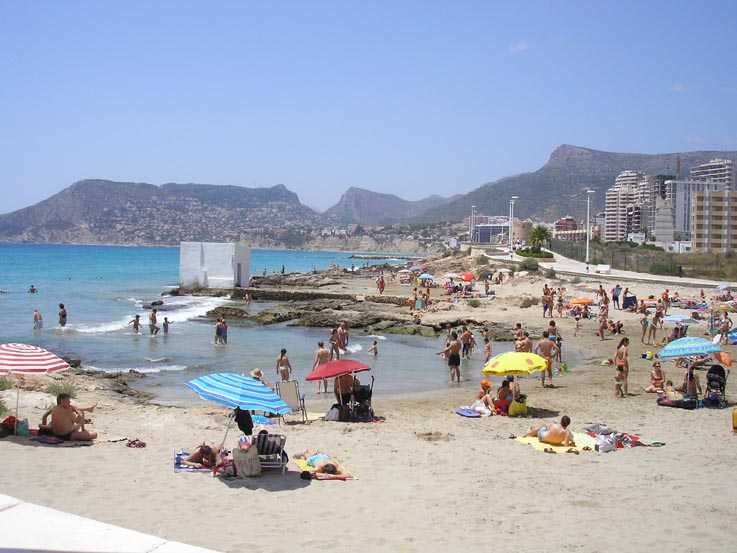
{"left": 0, "top": 494, "right": 220, "bottom": 553}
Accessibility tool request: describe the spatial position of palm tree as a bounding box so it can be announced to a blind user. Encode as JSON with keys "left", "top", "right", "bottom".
{"left": 529, "top": 225, "right": 552, "bottom": 253}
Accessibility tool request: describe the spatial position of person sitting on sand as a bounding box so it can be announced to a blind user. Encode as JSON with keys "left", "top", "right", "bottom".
{"left": 182, "top": 443, "right": 222, "bottom": 469}
{"left": 296, "top": 450, "right": 344, "bottom": 478}
{"left": 40, "top": 393, "right": 98, "bottom": 441}
{"left": 493, "top": 379, "right": 514, "bottom": 414}
{"left": 524, "top": 416, "right": 575, "bottom": 447}
{"left": 644, "top": 361, "right": 666, "bottom": 393}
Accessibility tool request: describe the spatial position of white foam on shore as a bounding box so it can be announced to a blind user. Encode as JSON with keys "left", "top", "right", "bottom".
{"left": 367, "top": 334, "right": 387, "bottom": 340}
{"left": 344, "top": 344, "right": 363, "bottom": 354}
{"left": 85, "top": 364, "right": 188, "bottom": 374}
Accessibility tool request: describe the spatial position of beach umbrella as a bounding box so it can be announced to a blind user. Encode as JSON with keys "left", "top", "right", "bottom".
{"left": 442, "top": 273, "right": 461, "bottom": 279}
{"left": 397, "top": 269, "right": 412, "bottom": 274}
{"left": 419, "top": 273, "right": 435, "bottom": 280}
{"left": 459, "top": 272, "right": 476, "bottom": 281}
{"left": 663, "top": 314, "right": 699, "bottom": 324}
{"left": 0, "top": 343, "right": 70, "bottom": 432}
{"left": 570, "top": 297, "right": 595, "bottom": 305}
{"left": 714, "top": 352, "right": 732, "bottom": 368}
{"left": 715, "top": 282, "right": 733, "bottom": 292}
{"left": 482, "top": 352, "right": 548, "bottom": 376}
{"left": 659, "top": 337, "right": 723, "bottom": 359}
{"left": 576, "top": 285, "right": 596, "bottom": 293}
{"left": 409, "top": 265, "right": 424, "bottom": 271}
{"left": 186, "top": 373, "right": 291, "bottom": 445}
{"left": 711, "top": 304, "right": 736, "bottom": 313}
{"left": 305, "top": 359, "right": 371, "bottom": 381}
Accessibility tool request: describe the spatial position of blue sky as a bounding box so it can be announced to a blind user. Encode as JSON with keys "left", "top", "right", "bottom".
{"left": 1, "top": 1, "right": 736, "bottom": 214}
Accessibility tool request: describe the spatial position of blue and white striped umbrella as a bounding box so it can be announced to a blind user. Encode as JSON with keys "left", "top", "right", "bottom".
{"left": 659, "top": 337, "right": 723, "bottom": 359}
{"left": 186, "top": 373, "right": 292, "bottom": 415}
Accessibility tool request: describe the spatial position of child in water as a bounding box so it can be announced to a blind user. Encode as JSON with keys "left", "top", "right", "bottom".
{"left": 367, "top": 340, "right": 378, "bottom": 356}
{"left": 163, "top": 317, "right": 170, "bottom": 334}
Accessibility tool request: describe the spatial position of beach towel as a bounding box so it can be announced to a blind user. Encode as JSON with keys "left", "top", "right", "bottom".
{"left": 456, "top": 407, "right": 481, "bottom": 418}
{"left": 252, "top": 415, "right": 276, "bottom": 425}
{"left": 515, "top": 432, "right": 597, "bottom": 454}
{"left": 294, "top": 457, "right": 357, "bottom": 480}
{"left": 174, "top": 450, "right": 211, "bottom": 473}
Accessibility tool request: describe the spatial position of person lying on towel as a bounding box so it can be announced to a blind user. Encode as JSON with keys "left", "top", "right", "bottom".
{"left": 296, "top": 450, "right": 345, "bottom": 479}
{"left": 523, "top": 416, "right": 575, "bottom": 447}
{"left": 181, "top": 443, "right": 222, "bottom": 469}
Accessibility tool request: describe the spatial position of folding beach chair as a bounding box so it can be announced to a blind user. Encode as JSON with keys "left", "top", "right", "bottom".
{"left": 254, "top": 433, "right": 288, "bottom": 474}
{"left": 276, "top": 380, "right": 308, "bottom": 423}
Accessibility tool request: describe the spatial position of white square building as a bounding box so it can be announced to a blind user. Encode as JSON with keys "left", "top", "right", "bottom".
{"left": 179, "top": 242, "right": 250, "bottom": 289}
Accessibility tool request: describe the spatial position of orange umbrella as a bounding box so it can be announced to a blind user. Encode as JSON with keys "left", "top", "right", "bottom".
{"left": 715, "top": 351, "right": 732, "bottom": 367}
{"left": 570, "top": 297, "right": 595, "bottom": 305}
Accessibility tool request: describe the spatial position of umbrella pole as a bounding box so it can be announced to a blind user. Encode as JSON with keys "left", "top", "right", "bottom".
{"left": 220, "top": 411, "right": 235, "bottom": 450}
{"left": 15, "top": 380, "right": 20, "bottom": 435}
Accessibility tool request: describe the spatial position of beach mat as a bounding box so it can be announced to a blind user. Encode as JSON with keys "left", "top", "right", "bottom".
{"left": 174, "top": 450, "right": 211, "bottom": 473}
{"left": 456, "top": 407, "right": 482, "bottom": 418}
{"left": 515, "top": 432, "right": 597, "bottom": 454}
{"left": 294, "top": 457, "right": 357, "bottom": 480}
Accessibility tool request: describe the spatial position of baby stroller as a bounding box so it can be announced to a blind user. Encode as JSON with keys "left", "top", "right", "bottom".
{"left": 351, "top": 376, "right": 375, "bottom": 420}
{"left": 703, "top": 365, "right": 728, "bottom": 408}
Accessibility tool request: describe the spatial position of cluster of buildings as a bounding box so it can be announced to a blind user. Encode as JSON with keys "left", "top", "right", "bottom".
{"left": 550, "top": 159, "right": 735, "bottom": 253}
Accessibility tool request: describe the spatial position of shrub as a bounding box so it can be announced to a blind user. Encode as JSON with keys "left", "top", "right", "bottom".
{"left": 517, "top": 249, "right": 554, "bottom": 259}
{"left": 0, "top": 398, "right": 6, "bottom": 417}
{"left": 544, "top": 268, "right": 556, "bottom": 279}
{"left": 442, "top": 249, "right": 453, "bottom": 258}
{"left": 476, "top": 254, "right": 489, "bottom": 265}
{"left": 519, "top": 258, "right": 539, "bottom": 272}
{"left": 467, "top": 299, "right": 481, "bottom": 308}
{"left": 0, "top": 376, "right": 12, "bottom": 391}
{"left": 45, "top": 378, "right": 77, "bottom": 399}
{"left": 476, "top": 268, "right": 490, "bottom": 281}
{"left": 570, "top": 277, "right": 582, "bottom": 285}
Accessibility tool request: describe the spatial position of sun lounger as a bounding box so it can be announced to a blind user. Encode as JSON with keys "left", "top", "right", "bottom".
{"left": 254, "top": 433, "right": 288, "bottom": 474}
{"left": 276, "top": 380, "right": 308, "bottom": 423}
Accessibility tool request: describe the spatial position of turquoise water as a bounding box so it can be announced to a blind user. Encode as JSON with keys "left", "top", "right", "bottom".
{"left": 0, "top": 244, "right": 514, "bottom": 404}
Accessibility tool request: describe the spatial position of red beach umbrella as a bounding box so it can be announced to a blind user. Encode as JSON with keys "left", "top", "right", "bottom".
{"left": 0, "top": 343, "right": 70, "bottom": 432}
{"left": 305, "top": 359, "right": 371, "bottom": 381}
{"left": 459, "top": 272, "right": 476, "bottom": 282}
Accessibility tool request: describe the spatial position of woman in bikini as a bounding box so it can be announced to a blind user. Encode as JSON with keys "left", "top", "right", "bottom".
{"left": 644, "top": 361, "right": 666, "bottom": 393}
{"left": 275, "top": 348, "right": 292, "bottom": 381}
{"left": 614, "top": 337, "right": 630, "bottom": 396}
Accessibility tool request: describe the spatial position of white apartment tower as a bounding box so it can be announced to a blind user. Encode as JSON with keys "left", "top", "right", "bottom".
{"left": 604, "top": 171, "right": 644, "bottom": 241}
{"left": 690, "top": 159, "right": 735, "bottom": 188}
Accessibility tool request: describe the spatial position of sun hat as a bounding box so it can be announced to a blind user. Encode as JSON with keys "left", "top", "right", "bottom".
{"left": 506, "top": 375, "right": 515, "bottom": 381}
{"left": 250, "top": 368, "right": 264, "bottom": 379}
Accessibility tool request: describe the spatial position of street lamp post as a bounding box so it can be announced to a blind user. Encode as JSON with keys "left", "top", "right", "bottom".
{"left": 509, "top": 196, "right": 518, "bottom": 259}
{"left": 585, "top": 189, "right": 595, "bottom": 273}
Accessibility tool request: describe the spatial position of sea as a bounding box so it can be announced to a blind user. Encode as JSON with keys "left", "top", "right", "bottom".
{"left": 0, "top": 243, "right": 517, "bottom": 405}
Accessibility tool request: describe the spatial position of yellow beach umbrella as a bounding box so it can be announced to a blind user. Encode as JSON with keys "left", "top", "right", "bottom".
{"left": 482, "top": 352, "right": 548, "bottom": 376}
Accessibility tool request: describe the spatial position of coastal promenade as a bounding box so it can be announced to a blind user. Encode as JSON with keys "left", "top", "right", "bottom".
{"left": 0, "top": 494, "right": 220, "bottom": 553}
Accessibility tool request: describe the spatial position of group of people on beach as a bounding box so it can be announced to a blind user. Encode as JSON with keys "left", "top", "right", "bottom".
{"left": 128, "top": 309, "right": 169, "bottom": 336}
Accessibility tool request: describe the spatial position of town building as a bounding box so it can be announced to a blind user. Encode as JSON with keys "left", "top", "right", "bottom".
{"left": 604, "top": 171, "right": 645, "bottom": 241}
{"left": 691, "top": 189, "right": 737, "bottom": 252}
{"left": 179, "top": 242, "right": 250, "bottom": 289}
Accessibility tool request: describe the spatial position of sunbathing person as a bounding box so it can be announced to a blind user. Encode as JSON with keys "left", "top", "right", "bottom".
{"left": 296, "top": 450, "right": 344, "bottom": 478}
{"left": 40, "top": 393, "right": 98, "bottom": 441}
{"left": 181, "top": 443, "right": 222, "bottom": 469}
{"left": 524, "top": 416, "right": 575, "bottom": 447}
{"left": 644, "top": 361, "right": 666, "bottom": 393}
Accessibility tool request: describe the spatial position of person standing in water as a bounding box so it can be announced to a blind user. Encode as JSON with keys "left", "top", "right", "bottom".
{"left": 128, "top": 314, "right": 142, "bottom": 334}
{"left": 58, "top": 303, "right": 67, "bottom": 327}
{"left": 313, "top": 341, "right": 330, "bottom": 394}
{"left": 149, "top": 309, "right": 160, "bottom": 336}
{"left": 367, "top": 340, "right": 378, "bottom": 356}
{"left": 33, "top": 309, "right": 43, "bottom": 330}
{"left": 276, "top": 348, "right": 292, "bottom": 381}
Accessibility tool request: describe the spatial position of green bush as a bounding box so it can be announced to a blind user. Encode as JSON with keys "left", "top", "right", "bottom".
{"left": 570, "top": 277, "right": 582, "bottom": 285}
{"left": 476, "top": 268, "right": 490, "bottom": 281}
{"left": 519, "top": 258, "right": 539, "bottom": 272}
{"left": 517, "top": 249, "right": 554, "bottom": 259}
{"left": 467, "top": 299, "right": 481, "bottom": 308}
{"left": 0, "top": 376, "right": 12, "bottom": 391}
{"left": 45, "top": 378, "right": 77, "bottom": 399}
{"left": 649, "top": 262, "right": 677, "bottom": 276}
{"left": 544, "top": 268, "right": 556, "bottom": 279}
{"left": 476, "top": 254, "right": 489, "bottom": 265}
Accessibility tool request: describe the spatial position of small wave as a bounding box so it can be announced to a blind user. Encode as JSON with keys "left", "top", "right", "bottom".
{"left": 85, "top": 364, "right": 188, "bottom": 374}
{"left": 73, "top": 317, "right": 132, "bottom": 334}
{"left": 344, "top": 344, "right": 363, "bottom": 354}
{"left": 367, "top": 335, "right": 387, "bottom": 340}
{"left": 146, "top": 357, "right": 170, "bottom": 363}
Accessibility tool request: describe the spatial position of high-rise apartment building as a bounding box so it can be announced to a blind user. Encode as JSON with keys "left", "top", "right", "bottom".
{"left": 691, "top": 189, "right": 737, "bottom": 252}
{"left": 690, "top": 159, "right": 735, "bottom": 188}
{"left": 604, "top": 171, "right": 644, "bottom": 241}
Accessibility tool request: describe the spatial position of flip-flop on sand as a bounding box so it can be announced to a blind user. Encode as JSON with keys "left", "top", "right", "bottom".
{"left": 544, "top": 448, "right": 556, "bottom": 454}
{"left": 126, "top": 439, "right": 146, "bottom": 448}
{"left": 582, "top": 446, "right": 592, "bottom": 451}
{"left": 508, "top": 434, "right": 517, "bottom": 439}
{"left": 566, "top": 448, "right": 579, "bottom": 455}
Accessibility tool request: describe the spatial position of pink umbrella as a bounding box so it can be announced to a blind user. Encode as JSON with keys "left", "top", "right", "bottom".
{"left": 305, "top": 359, "right": 371, "bottom": 381}
{"left": 0, "top": 343, "right": 70, "bottom": 431}
{"left": 459, "top": 272, "right": 476, "bottom": 282}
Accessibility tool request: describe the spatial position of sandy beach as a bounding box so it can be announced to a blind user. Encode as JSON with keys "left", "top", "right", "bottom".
{"left": 2, "top": 267, "right": 737, "bottom": 553}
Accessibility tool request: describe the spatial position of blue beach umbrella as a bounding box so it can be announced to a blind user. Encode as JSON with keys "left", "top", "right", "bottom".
{"left": 662, "top": 314, "right": 699, "bottom": 324}
{"left": 659, "top": 337, "right": 722, "bottom": 359}
{"left": 187, "top": 373, "right": 291, "bottom": 445}
{"left": 419, "top": 273, "right": 435, "bottom": 280}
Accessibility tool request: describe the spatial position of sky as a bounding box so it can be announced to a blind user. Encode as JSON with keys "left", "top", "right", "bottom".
{"left": 1, "top": 1, "right": 736, "bottom": 214}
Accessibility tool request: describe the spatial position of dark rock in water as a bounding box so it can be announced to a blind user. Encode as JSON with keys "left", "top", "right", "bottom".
{"left": 293, "top": 310, "right": 384, "bottom": 328}
{"left": 259, "top": 273, "right": 340, "bottom": 288}
{"left": 384, "top": 324, "right": 437, "bottom": 337}
{"left": 207, "top": 306, "right": 251, "bottom": 319}
{"left": 253, "top": 310, "right": 303, "bottom": 325}
{"left": 62, "top": 357, "right": 82, "bottom": 368}
{"left": 150, "top": 300, "right": 164, "bottom": 306}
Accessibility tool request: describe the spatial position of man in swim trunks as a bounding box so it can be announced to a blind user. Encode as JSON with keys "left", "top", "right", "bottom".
{"left": 534, "top": 331, "right": 559, "bottom": 388}
{"left": 524, "top": 415, "right": 574, "bottom": 447}
{"left": 41, "top": 393, "right": 98, "bottom": 441}
{"left": 437, "top": 331, "right": 462, "bottom": 383}
{"left": 460, "top": 326, "right": 473, "bottom": 359}
{"left": 149, "top": 309, "right": 160, "bottom": 336}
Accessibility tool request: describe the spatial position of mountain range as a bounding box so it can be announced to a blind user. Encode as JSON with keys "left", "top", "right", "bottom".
{"left": 1, "top": 144, "right": 736, "bottom": 244}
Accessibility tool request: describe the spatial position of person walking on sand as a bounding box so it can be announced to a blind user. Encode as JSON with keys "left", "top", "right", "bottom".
{"left": 276, "top": 348, "right": 292, "bottom": 381}
{"left": 58, "top": 303, "right": 67, "bottom": 327}
{"left": 436, "top": 331, "right": 462, "bottom": 384}
{"left": 313, "top": 341, "right": 330, "bottom": 394}
{"left": 33, "top": 309, "right": 43, "bottom": 330}
{"left": 128, "top": 314, "right": 142, "bottom": 334}
{"left": 534, "top": 331, "right": 559, "bottom": 388}
{"left": 614, "top": 337, "right": 630, "bottom": 396}
{"left": 149, "top": 309, "right": 160, "bottom": 336}
{"left": 640, "top": 311, "right": 651, "bottom": 345}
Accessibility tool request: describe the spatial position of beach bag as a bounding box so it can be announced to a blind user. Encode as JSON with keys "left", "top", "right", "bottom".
{"left": 508, "top": 398, "right": 528, "bottom": 417}
{"left": 233, "top": 437, "right": 261, "bottom": 477}
{"left": 338, "top": 404, "right": 352, "bottom": 422}
{"left": 326, "top": 406, "right": 340, "bottom": 421}
{"left": 16, "top": 418, "right": 29, "bottom": 437}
